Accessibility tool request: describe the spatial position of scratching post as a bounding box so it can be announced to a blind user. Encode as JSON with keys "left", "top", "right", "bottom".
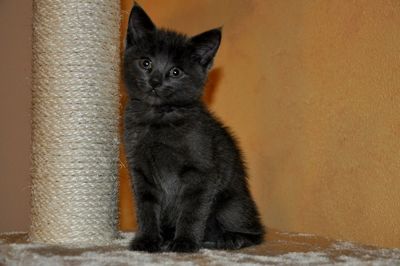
{"left": 29, "top": 0, "right": 120, "bottom": 245}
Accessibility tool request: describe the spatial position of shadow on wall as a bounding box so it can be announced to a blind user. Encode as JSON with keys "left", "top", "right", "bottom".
{"left": 203, "top": 68, "right": 223, "bottom": 106}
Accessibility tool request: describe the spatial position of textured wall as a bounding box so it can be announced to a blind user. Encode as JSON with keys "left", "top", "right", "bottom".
{"left": 120, "top": 0, "right": 400, "bottom": 248}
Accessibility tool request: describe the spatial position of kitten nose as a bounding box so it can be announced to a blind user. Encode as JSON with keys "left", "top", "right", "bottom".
{"left": 149, "top": 75, "right": 162, "bottom": 89}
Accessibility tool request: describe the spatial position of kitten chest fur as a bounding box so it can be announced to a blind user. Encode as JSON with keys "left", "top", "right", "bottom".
{"left": 124, "top": 108, "right": 214, "bottom": 224}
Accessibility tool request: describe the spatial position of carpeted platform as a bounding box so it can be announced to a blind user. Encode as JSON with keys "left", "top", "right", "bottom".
{"left": 1, "top": 230, "right": 400, "bottom": 265}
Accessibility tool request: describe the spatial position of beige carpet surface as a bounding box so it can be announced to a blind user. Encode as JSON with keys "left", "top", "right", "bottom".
{"left": 1, "top": 230, "right": 400, "bottom": 265}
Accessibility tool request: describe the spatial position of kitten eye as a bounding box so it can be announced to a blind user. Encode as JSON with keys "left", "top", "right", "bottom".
{"left": 139, "top": 58, "right": 152, "bottom": 71}
{"left": 169, "top": 67, "right": 183, "bottom": 78}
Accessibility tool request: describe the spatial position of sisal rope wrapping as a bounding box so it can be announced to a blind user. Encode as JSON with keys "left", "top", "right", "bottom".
{"left": 29, "top": 0, "right": 120, "bottom": 245}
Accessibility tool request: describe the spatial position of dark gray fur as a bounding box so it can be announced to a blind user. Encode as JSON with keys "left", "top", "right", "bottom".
{"left": 123, "top": 3, "right": 265, "bottom": 253}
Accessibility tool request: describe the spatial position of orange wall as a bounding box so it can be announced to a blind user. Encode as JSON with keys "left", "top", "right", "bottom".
{"left": 120, "top": 0, "right": 400, "bottom": 248}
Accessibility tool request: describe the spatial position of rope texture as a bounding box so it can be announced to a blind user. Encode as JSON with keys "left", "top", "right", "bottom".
{"left": 29, "top": 0, "right": 120, "bottom": 245}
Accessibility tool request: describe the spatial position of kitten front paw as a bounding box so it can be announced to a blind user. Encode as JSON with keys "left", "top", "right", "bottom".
{"left": 129, "top": 236, "right": 162, "bottom": 253}
{"left": 167, "top": 238, "right": 199, "bottom": 253}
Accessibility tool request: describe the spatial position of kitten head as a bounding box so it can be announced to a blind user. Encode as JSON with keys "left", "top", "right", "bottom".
{"left": 124, "top": 4, "right": 221, "bottom": 106}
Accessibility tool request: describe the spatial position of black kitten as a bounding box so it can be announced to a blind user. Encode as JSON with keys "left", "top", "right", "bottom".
{"left": 123, "top": 4, "right": 264, "bottom": 253}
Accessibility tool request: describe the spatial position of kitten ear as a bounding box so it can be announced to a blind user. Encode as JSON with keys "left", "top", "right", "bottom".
{"left": 126, "top": 3, "right": 156, "bottom": 47}
{"left": 190, "top": 28, "right": 222, "bottom": 69}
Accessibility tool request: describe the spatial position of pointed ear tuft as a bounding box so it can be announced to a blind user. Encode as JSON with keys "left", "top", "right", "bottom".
{"left": 126, "top": 3, "right": 156, "bottom": 47}
{"left": 190, "top": 28, "right": 222, "bottom": 69}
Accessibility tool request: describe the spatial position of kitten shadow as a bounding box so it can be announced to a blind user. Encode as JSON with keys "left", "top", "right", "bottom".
{"left": 203, "top": 67, "right": 223, "bottom": 106}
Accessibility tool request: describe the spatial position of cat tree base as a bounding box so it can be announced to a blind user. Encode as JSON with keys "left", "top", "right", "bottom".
{"left": 1, "top": 229, "right": 399, "bottom": 265}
